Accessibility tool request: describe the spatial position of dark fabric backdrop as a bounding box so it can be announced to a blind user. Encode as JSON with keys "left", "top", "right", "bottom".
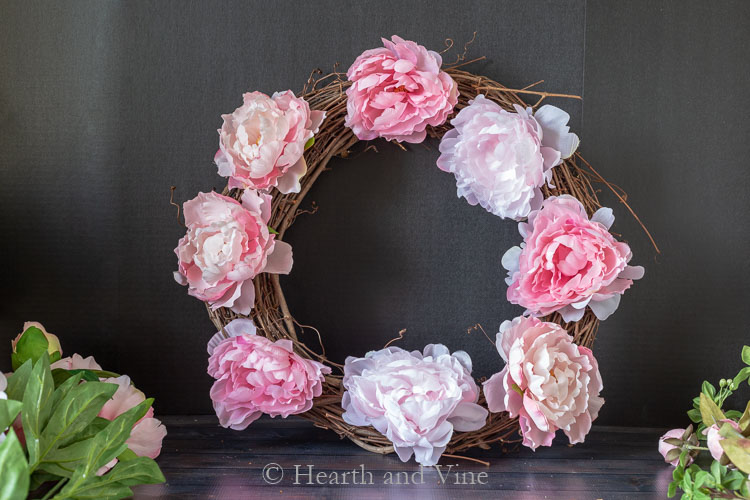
{"left": 0, "top": 0, "right": 747, "bottom": 426}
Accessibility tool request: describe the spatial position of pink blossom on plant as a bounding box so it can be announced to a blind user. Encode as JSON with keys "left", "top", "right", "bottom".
{"left": 98, "top": 376, "right": 167, "bottom": 460}
{"left": 214, "top": 90, "right": 325, "bottom": 193}
{"left": 483, "top": 316, "right": 603, "bottom": 450}
{"left": 345, "top": 35, "right": 457, "bottom": 143}
{"left": 502, "top": 195, "right": 644, "bottom": 322}
{"left": 437, "top": 96, "right": 579, "bottom": 220}
{"left": 659, "top": 428, "right": 693, "bottom": 466}
{"left": 705, "top": 419, "right": 742, "bottom": 461}
{"left": 206, "top": 318, "right": 331, "bottom": 430}
{"left": 173, "top": 190, "right": 293, "bottom": 315}
{"left": 50, "top": 353, "right": 102, "bottom": 371}
{"left": 341, "top": 344, "right": 487, "bottom": 466}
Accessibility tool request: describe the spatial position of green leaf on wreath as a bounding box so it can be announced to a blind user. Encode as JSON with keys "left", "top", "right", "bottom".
{"left": 304, "top": 136, "right": 315, "bottom": 150}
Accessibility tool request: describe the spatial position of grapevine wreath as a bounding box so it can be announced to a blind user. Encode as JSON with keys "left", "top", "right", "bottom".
{"left": 173, "top": 35, "right": 657, "bottom": 466}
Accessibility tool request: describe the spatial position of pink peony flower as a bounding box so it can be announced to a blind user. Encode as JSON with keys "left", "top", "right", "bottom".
{"left": 94, "top": 375, "right": 166, "bottom": 475}
{"left": 214, "top": 90, "right": 325, "bottom": 193}
{"left": 483, "top": 316, "right": 603, "bottom": 450}
{"left": 50, "top": 353, "right": 102, "bottom": 371}
{"left": 659, "top": 428, "right": 694, "bottom": 466}
{"left": 206, "top": 318, "right": 331, "bottom": 430}
{"left": 705, "top": 419, "right": 742, "bottom": 461}
{"left": 345, "top": 35, "right": 457, "bottom": 143}
{"left": 12, "top": 321, "right": 63, "bottom": 357}
{"left": 503, "top": 195, "right": 644, "bottom": 322}
{"left": 437, "top": 96, "right": 579, "bottom": 220}
{"left": 173, "top": 190, "right": 293, "bottom": 315}
{"left": 341, "top": 344, "right": 487, "bottom": 466}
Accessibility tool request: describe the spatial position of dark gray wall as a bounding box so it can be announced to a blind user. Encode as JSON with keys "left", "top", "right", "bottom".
{"left": 0, "top": 0, "right": 746, "bottom": 427}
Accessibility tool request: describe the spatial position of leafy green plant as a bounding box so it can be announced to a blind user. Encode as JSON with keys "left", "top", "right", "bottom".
{"left": 0, "top": 326, "right": 165, "bottom": 499}
{"left": 667, "top": 346, "right": 750, "bottom": 499}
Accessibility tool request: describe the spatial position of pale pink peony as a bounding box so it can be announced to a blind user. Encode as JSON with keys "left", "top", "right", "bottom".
{"left": 483, "top": 316, "right": 603, "bottom": 450}
{"left": 341, "top": 344, "right": 487, "bottom": 466}
{"left": 214, "top": 90, "right": 325, "bottom": 193}
{"left": 503, "top": 195, "right": 644, "bottom": 322}
{"left": 659, "top": 428, "right": 694, "bottom": 466}
{"left": 345, "top": 35, "right": 457, "bottom": 143}
{"left": 50, "top": 353, "right": 102, "bottom": 371}
{"left": 705, "top": 419, "right": 742, "bottom": 461}
{"left": 173, "top": 190, "right": 293, "bottom": 315}
{"left": 437, "top": 96, "right": 579, "bottom": 220}
{"left": 98, "top": 376, "right": 167, "bottom": 460}
{"left": 206, "top": 318, "right": 331, "bottom": 430}
{"left": 12, "top": 321, "right": 63, "bottom": 356}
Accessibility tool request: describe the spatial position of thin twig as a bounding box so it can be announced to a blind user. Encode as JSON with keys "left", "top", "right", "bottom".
{"left": 169, "top": 186, "right": 185, "bottom": 228}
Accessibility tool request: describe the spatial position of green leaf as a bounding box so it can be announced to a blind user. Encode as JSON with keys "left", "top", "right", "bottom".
{"left": 267, "top": 226, "right": 279, "bottom": 235}
{"left": 56, "top": 400, "right": 156, "bottom": 499}
{"left": 719, "top": 432, "right": 750, "bottom": 474}
{"left": 739, "top": 400, "right": 750, "bottom": 432}
{"left": 117, "top": 448, "right": 138, "bottom": 462}
{"left": 29, "top": 471, "right": 61, "bottom": 492}
{"left": 702, "top": 381, "right": 716, "bottom": 398}
{"left": 11, "top": 326, "right": 49, "bottom": 371}
{"left": 304, "top": 136, "right": 315, "bottom": 150}
{"left": 742, "top": 345, "right": 750, "bottom": 365}
{"left": 687, "top": 408, "right": 702, "bottom": 424}
{"left": 667, "top": 481, "right": 677, "bottom": 498}
{"left": 699, "top": 392, "right": 726, "bottom": 427}
{"left": 733, "top": 367, "right": 750, "bottom": 388}
{"left": 37, "top": 381, "right": 118, "bottom": 464}
{"left": 5, "top": 360, "right": 33, "bottom": 401}
{"left": 51, "top": 369, "right": 99, "bottom": 388}
{"left": 54, "top": 457, "right": 164, "bottom": 499}
{"left": 0, "top": 400, "right": 22, "bottom": 434}
{"left": 710, "top": 460, "right": 721, "bottom": 482}
{"left": 22, "top": 355, "right": 55, "bottom": 466}
{"left": 0, "top": 430, "right": 30, "bottom": 500}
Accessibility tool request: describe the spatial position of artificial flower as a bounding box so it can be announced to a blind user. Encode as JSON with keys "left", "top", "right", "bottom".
{"left": 659, "top": 428, "right": 695, "bottom": 466}
{"left": 705, "top": 419, "right": 742, "bottom": 462}
{"left": 173, "top": 190, "right": 293, "bottom": 315}
{"left": 341, "top": 344, "right": 487, "bottom": 466}
{"left": 437, "top": 95, "right": 579, "bottom": 220}
{"left": 206, "top": 318, "right": 330, "bottom": 430}
{"left": 483, "top": 316, "right": 603, "bottom": 450}
{"left": 12, "top": 321, "right": 62, "bottom": 357}
{"left": 50, "top": 353, "right": 102, "bottom": 371}
{"left": 345, "top": 35, "right": 457, "bottom": 143}
{"left": 95, "top": 375, "right": 167, "bottom": 474}
{"left": 214, "top": 90, "right": 325, "bottom": 193}
{"left": 503, "top": 195, "right": 644, "bottom": 322}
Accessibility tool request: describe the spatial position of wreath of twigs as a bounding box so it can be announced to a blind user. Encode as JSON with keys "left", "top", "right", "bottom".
{"left": 205, "top": 62, "right": 657, "bottom": 459}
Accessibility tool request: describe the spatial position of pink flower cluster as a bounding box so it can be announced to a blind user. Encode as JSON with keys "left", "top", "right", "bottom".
{"left": 206, "top": 319, "right": 331, "bottom": 430}
{"left": 503, "top": 195, "right": 644, "bottom": 321}
{"left": 214, "top": 91, "right": 325, "bottom": 193}
{"left": 345, "top": 36, "right": 457, "bottom": 143}
{"left": 483, "top": 316, "right": 604, "bottom": 449}
{"left": 341, "top": 344, "right": 487, "bottom": 466}
{"left": 173, "top": 190, "right": 292, "bottom": 315}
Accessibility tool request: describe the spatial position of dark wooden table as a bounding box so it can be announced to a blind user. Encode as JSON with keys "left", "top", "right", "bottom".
{"left": 133, "top": 416, "right": 672, "bottom": 499}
